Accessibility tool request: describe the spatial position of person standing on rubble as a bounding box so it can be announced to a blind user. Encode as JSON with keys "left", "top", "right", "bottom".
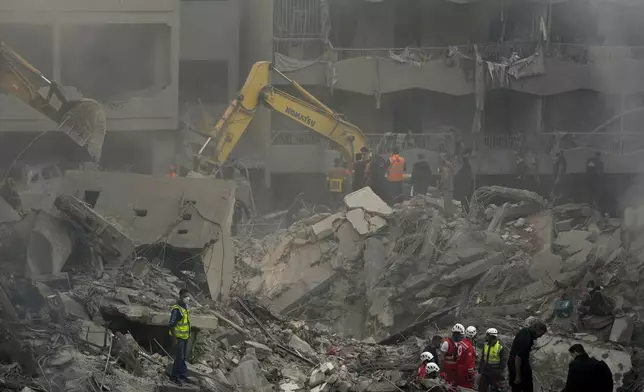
{"left": 168, "top": 288, "right": 192, "bottom": 385}
{"left": 552, "top": 150, "right": 567, "bottom": 202}
{"left": 353, "top": 147, "right": 370, "bottom": 190}
{"left": 411, "top": 153, "right": 432, "bottom": 196}
{"left": 508, "top": 321, "right": 547, "bottom": 392}
{"left": 326, "top": 158, "right": 351, "bottom": 205}
{"left": 423, "top": 335, "right": 444, "bottom": 368}
{"left": 440, "top": 323, "right": 465, "bottom": 386}
{"left": 563, "top": 344, "right": 613, "bottom": 392}
{"left": 438, "top": 154, "right": 455, "bottom": 216}
{"left": 454, "top": 155, "right": 474, "bottom": 214}
{"left": 478, "top": 328, "right": 508, "bottom": 392}
{"left": 456, "top": 326, "right": 477, "bottom": 389}
{"left": 585, "top": 151, "right": 604, "bottom": 213}
{"left": 386, "top": 147, "right": 406, "bottom": 203}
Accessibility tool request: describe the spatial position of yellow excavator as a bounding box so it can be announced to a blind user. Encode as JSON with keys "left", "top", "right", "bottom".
{"left": 0, "top": 41, "right": 106, "bottom": 162}
{"left": 196, "top": 61, "right": 369, "bottom": 174}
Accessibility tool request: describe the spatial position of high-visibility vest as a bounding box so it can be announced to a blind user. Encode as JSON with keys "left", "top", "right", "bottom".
{"left": 483, "top": 341, "right": 503, "bottom": 367}
{"left": 169, "top": 304, "right": 191, "bottom": 340}
{"left": 387, "top": 155, "right": 405, "bottom": 182}
{"left": 327, "top": 168, "right": 350, "bottom": 193}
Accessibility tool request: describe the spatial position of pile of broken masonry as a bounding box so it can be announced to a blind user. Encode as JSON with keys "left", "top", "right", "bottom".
{"left": 0, "top": 185, "right": 642, "bottom": 392}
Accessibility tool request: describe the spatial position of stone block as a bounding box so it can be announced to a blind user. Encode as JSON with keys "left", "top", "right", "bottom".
{"left": 441, "top": 252, "right": 505, "bottom": 287}
{"left": 288, "top": 334, "right": 315, "bottom": 356}
{"left": 244, "top": 341, "right": 273, "bottom": 360}
{"left": 311, "top": 213, "right": 345, "bottom": 239}
{"left": 346, "top": 209, "right": 369, "bottom": 235}
{"left": 344, "top": 187, "right": 393, "bottom": 217}
{"left": 229, "top": 359, "right": 272, "bottom": 392}
{"left": 610, "top": 316, "right": 634, "bottom": 345}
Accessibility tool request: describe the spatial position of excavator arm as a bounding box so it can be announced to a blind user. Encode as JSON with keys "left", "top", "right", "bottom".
{"left": 0, "top": 42, "right": 106, "bottom": 161}
{"left": 197, "top": 61, "right": 368, "bottom": 172}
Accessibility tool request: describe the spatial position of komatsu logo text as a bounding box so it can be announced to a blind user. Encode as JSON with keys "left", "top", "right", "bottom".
{"left": 285, "top": 107, "right": 316, "bottom": 127}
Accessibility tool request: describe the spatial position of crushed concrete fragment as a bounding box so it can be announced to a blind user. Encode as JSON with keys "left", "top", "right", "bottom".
{"left": 288, "top": 334, "right": 316, "bottom": 357}
{"left": 311, "top": 212, "right": 345, "bottom": 239}
{"left": 229, "top": 357, "right": 273, "bottom": 392}
{"left": 441, "top": 252, "right": 505, "bottom": 287}
{"left": 347, "top": 209, "right": 370, "bottom": 235}
{"left": 344, "top": 187, "right": 393, "bottom": 217}
{"left": 554, "top": 230, "right": 593, "bottom": 255}
{"left": 610, "top": 315, "right": 634, "bottom": 344}
{"left": 244, "top": 341, "right": 273, "bottom": 360}
{"left": 528, "top": 250, "right": 562, "bottom": 282}
{"left": 336, "top": 222, "right": 362, "bottom": 262}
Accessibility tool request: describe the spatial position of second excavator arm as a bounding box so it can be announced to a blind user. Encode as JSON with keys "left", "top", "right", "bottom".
{"left": 197, "top": 61, "right": 368, "bottom": 172}
{"left": 0, "top": 41, "right": 106, "bottom": 161}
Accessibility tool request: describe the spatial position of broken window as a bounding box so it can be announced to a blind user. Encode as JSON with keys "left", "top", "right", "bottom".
{"left": 178, "top": 60, "right": 229, "bottom": 104}
{"left": 60, "top": 24, "right": 171, "bottom": 101}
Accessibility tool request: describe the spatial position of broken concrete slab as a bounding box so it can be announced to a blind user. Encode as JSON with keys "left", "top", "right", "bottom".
{"left": 486, "top": 202, "right": 509, "bottom": 232}
{"left": 595, "top": 229, "right": 622, "bottom": 264}
{"left": 57, "top": 171, "right": 237, "bottom": 301}
{"left": 554, "top": 230, "right": 593, "bottom": 255}
{"left": 419, "top": 216, "right": 442, "bottom": 266}
{"left": 77, "top": 319, "right": 108, "bottom": 348}
{"left": 100, "top": 304, "right": 219, "bottom": 330}
{"left": 418, "top": 297, "right": 447, "bottom": 312}
{"left": 229, "top": 358, "right": 273, "bottom": 392}
{"left": 288, "top": 334, "right": 316, "bottom": 357}
{"left": 528, "top": 250, "right": 562, "bottom": 282}
{"left": 336, "top": 222, "right": 362, "bottom": 262}
{"left": 609, "top": 315, "right": 634, "bottom": 344}
{"left": 367, "top": 214, "right": 388, "bottom": 233}
{"left": 368, "top": 288, "right": 394, "bottom": 328}
{"left": 54, "top": 195, "right": 134, "bottom": 268}
{"left": 58, "top": 293, "right": 90, "bottom": 320}
{"left": 311, "top": 212, "right": 345, "bottom": 239}
{"left": 364, "top": 238, "right": 386, "bottom": 295}
{"left": 25, "top": 211, "right": 72, "bottom": 277}
{"left": 244, "top": 341, "right": 272, "bottom": 360}
{"left": 556, "top": 218, "right": 574, "bottom": 232}
{"left": 441, "top": 252, "right": 505, "bottom": 287}
{"left": 0, "top": 197, "right": 19, "bottom": 223}
{"left": 346, "top": 209, "right": 369, "bottom": 235}
{"left": 467, "top": 304, "right": 529, "bottom": 318}
{"left": 344, "top": 187, "right": 393, "bottom": 217}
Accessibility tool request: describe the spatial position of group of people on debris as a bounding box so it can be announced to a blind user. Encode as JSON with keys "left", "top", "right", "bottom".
{"left": 414, "top": 321, "right": 613, "bottom": 392}
{"left": 326, "top": 146, "right": 473, "bottom": 211}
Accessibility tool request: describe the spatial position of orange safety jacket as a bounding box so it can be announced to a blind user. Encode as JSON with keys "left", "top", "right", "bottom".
{"left": 387, "top": 154, "right": 405, "bottom": 182}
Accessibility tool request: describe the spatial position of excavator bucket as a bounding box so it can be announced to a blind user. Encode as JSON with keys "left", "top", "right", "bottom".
{"left": 59, "top": 98, "right": 107, "bottom": 162}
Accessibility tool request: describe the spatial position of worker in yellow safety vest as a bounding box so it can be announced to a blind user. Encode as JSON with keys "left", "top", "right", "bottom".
{"left": 168, "top": 288, "right": 192, "bottom": 385}
{"left": 326, "top": 158, "right": 351, "bottom": 204}
{"left": 478, "top": 328, "right": 508, "bottom": 392}
{"left": 386, "top": 147, "right": 406, "bottom": 203}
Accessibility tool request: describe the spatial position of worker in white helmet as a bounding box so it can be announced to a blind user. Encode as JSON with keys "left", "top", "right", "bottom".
{"left": 414, "top": 351, "right": 435, "bottom": 381}
{"left": 456, "top": 326, "right": 478, "bottom": 389}
{"left": 440, "top": 323, "right": 465, "bottom": 386}
{"left": 478, "top": 328, "right": 508, "bottom": 392}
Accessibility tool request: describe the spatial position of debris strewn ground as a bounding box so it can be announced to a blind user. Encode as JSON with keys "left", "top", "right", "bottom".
{"left": 0, "top": 181, "right": 640, "bottom": 392}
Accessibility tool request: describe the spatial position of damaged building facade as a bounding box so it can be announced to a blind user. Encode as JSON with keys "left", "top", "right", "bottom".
{"left": 244, "top": 0, "right": 644, "bottom": 206}
{"left": 0, "top": 0, "right": 240, "bottom": 177}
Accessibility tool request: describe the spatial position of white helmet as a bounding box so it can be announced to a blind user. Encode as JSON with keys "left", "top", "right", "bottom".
{"left": 426, "top": 362, "right": 440, "bottom": 374}
{"left": 452, "top": 323, "right": 465, "bottom": 334}
{"left": 486, "top": 328, "right": 499, "bottom": 336}
{"left": 465, "top": 326, "right": 477, "bottom": 339}
{"left": 420, "top": 351, "right": 434, "bottom": 362}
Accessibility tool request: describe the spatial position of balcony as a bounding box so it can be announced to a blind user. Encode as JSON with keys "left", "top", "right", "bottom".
{"left": 266, "top": 129, "right": 644, "bottom": 175}
{"left": 275, "top": 40, "right": 644, "bottom": 96}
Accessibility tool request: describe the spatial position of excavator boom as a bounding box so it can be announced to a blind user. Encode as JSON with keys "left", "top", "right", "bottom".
{"left": 0, "top": 42, "right": 106, "bottom": 162}
{"left": 198, "top": 61, "right": 368, "bottom": 172}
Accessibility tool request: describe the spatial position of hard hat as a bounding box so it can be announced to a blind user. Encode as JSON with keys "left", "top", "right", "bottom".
{"left": 486, "top": 328, "right": 499, "bottom": 336}
{"left": 465, "top": 326, "right": 477, "bottom": 338}
{"left": 452, "top": 323, "right": 465, "bottom": 334}
{"left": 420, "top": 351, "right": 434, "bottom": 362}
{"left": 426, "top": 362, "right": 440, "bottom": 374}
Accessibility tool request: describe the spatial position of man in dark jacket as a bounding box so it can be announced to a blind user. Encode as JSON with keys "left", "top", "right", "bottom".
{"left": 586, "top": 151, "right": 604, "bottom": 212}
{"left": 454, "top": 156, "right": 474, "bottom": 214}
{"left": 508, "top": 321, "right": 547, "bottom": 392}
{"left": 552, "top": 150, "right": 567, "bottom": 202}
{"left": 563, "top": 344, "right": 613, "bottom": 392}
{"left": 411, "top": 153, "right": 432, "bottom": 196}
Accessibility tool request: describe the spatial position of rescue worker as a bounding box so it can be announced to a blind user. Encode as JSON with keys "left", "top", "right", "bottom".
{"left": 440, "top": 323, "right": 465, "bottom": 386}
{"left": 326, "top": 158, "right": 351, "bottom": 205}
{"left": 438, "top": 154, "right": 455, "bottom": 216}
{"left": 454, "top": 156, "right": 474, "bottom": 214}
{"left": 423, "top": 335, "right": 444, "bottom": 368}
{"left": 579, "top": 280, "right": 614, "bottom": 317}
{"left": 585, "top": 151, "right": 604, "bottom": 213}
{"left": 456, "top": 326, "right": 477, "bottom": 389}
{"left": 166, "top": 165, "right": 177, "bottom": 178}
{"left": 168, "top": 288, "right": 192, "bottom": 385}
{"left": 386, "top": 147, "right": 406, "bottom": 203}
{"left": 425, "top": 362, "right": 441, "bottom": 379}
{"left": 478, "top": 328, "right": 508, "bottom": 392}
{"left": 563, "top": 344, "right": 613, "bottom": 392}
{"left": 552, "top": 150, "right": 567, "bottom": 202}
{"left": 415, "top": 351, "right": 435, "bottom": 381}
{"left": 508, "top": 321, "right": 548, "bottom": 392}
{"left": 411, "top": 153, "right": 432, "bottom": 196}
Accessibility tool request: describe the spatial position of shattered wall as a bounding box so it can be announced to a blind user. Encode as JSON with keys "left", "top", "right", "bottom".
{"left": 56, "top": 171, "right": 237, "bottom": 300}
{"left": 0, "top": 0, "right": 180, "bottom": 132}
